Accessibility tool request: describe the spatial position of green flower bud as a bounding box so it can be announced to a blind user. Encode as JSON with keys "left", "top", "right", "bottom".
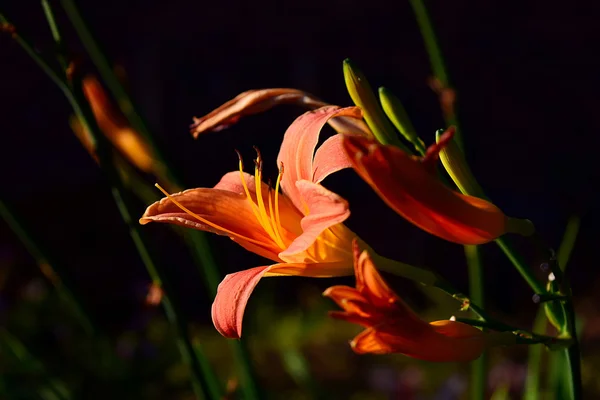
{"left": 379, "top": 87, "right": 426, "bottom": 155}
{"left": 343, "top": 59, "right": 409, "bottom": 151}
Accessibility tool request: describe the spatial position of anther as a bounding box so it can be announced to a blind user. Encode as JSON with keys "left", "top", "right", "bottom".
{"left": 253, "top": 146, "right": 263, "bottom": 170}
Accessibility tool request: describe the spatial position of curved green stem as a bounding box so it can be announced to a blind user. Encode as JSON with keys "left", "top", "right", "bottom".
{"left": 5, "top": 7, "right": 221, "bottom": 398}
{"left": 55, "top": 4, "right": 260, "bottom": 397}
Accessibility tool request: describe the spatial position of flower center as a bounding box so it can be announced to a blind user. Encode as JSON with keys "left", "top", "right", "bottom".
{"left": 153, "top": 148, "right": 289, "bottom": 252}
{"left": 237, "top": 148, "right": 288, "bottom": 250}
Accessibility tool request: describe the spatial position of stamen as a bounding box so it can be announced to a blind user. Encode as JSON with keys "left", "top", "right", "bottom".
{"left": 274, "top": 162, "right": 285, "bottom": 239}
{"left": 252, "top": 147, "right": 284, "bottom": 248}
{"left": 266, "top": 181, "right": 285, "bottom": 246}
{"left": 154, "top": 183, "right": 270, "bottom": 247}
{"left": 236, "top": 150, "right": 259, "bottom": 215}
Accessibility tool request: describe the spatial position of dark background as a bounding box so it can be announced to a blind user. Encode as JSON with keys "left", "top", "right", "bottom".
{"left": 1, "top": 0, "right": 599, "bottom": 397}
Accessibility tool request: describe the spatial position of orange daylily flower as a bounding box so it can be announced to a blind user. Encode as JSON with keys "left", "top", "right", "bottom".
{"left": 78, "top": 76, "right": 155, "bottom": 173}
{"left": 141, "top": 106, "right": 369, "bottom": 339}
{"left": 190, "top": 88, "right": 372, "bottom": 138}
{"left": 342, "top": 128, "right": 533, "bottom": 245}
{"left": 324, "top": 241, "right": 486, "bottom": 361}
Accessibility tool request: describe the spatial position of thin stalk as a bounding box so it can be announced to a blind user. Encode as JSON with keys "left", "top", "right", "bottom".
{"left": 563, "top": 301, "right": 582, "bottom": 399}
{"left": 407, "top": 2, "right": 580, "bottom": 395}
{"left": 55, "top": 3, "right": 260, "bottom": 396}
{"left": 523, "top": 307, "right": 547, "bottom": 400}
{"left": 465, "top": 245, "right": 486, "bottom": 400}
{"left": 73, "top": 77, "right": 221, "bottom": 400}
{"left": 557, "top": 216, "right": 580, "bottom": 274}
{"left": 495, "top": 237, "right": 546, "bottom": 295}
{"left": 0, "top": 198, "right": 95, "bottom": 336}
{"left": 0, "top": 13, "right": 65, "bottom": 90}
{"left": 0, "top": 328, "right": 70, "bottom": 400}
{"left": 182, "top": 230, "right": 261, "bottom": 400}
{"left": 407, "top": 0, "right": 460, "bottom": 144}
{"left": 9, "top": 5, "right": 221, "bottom": 398}
{"left": 58, "top": 0, "right": 177, "bottom": 185}
{"left": 407, "top": 0, "right": 449, "bottom": 86}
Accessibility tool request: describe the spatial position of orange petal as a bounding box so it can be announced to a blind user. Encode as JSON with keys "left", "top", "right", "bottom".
{"left": 212, "top": 265, "right": 271, "bottom": 338}
{"left": 328, "top": 310, "right": 374, "bottom": 328}
{"left": 191, "top": 89, "right": 327, "bottom": 137}
{"left": 354, "top": 248, "right": 426, "bottom": 327}
{"left": 351, "top": 328, "right": 396, "bottom": 354}
{"left": 139, "top": 186, "right": 282, "bottom": 262}
{"left": 82, "top": 76, "right": 155, "bottom": 173}
{"left": 279, "top": 180, "right": 351, "bottom": 263}
{"left": 190, "top": 88, "right": 371, "bottom": 138}
{"left": 214, "top": 171, "right": 303, "bottom": 237}
{"left": 312, "top": 134, "right": 354, "bottom": 183}
{"left": 343, "top": 136, "right": 508, "bottom": 244}
{"left": 277, "top": 106, "right": 364, "bottom": 210}
{"left": 213, "top": 261, "right": 354, "bottom": 339}
{"left": 352, "top": 324, "right": 485, "bottom": 361}
{"left": 322, "top": 285, "right": 370, "bottom": 314}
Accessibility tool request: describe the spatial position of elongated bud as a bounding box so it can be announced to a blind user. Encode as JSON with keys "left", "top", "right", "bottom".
{"left": 379, "top": 87, "right": 426, "bottom": 155}
{"left": 435, "top": 129, "right": 535, "bottom": 237}
{"left": 435, "top": 128, "right": 486, "bottom": 197}
{"left": 343, "top": 59, "right": 409, "bottom": 151}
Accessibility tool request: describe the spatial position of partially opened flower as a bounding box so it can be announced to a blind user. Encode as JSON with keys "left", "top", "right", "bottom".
{"left": 141, "top": 106, "right": 368, "bottom": 339}
{"left": 342, "top": 128, "right": 534, "bottom": 245}
{"left": 324, "top": 241, "right": 486, "bottom": 361}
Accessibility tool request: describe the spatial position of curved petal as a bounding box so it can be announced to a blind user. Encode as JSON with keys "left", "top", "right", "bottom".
{"left": 429, "top": 320, "right": 485, "bottom": 338}
{"left": 140, "top": 187, "right": 282, "bottom": 261}
{"left": 214, "top": 171, "right": 303, "bottom": 237}
{"left": 343, "top": 136, "right": 508, "bottom": 245}
{"left": 212, "top": 261, "right": 352, "bottom": 339}
{"left": 190, "top": 89, "right": 328, "bottom": 137}
{"left": 322, "top": 285, "right": 367, "bottom": 309}
{"left": 312, "top": 134, "right": 354, "bottom": 183}
{"left": 277, "top": 106, "right": 364, "bottom": 209}
{"left": 278, "top": 180, "right": 353, "bottom": 263}
{"left": 351, "top": 326, "right": 484, "bottom": 361}
{"left": 212, "top": 265, "right": 271, "bottom": 338}
{"left": 351, "top": 328, "right": 395, "bottom": 354}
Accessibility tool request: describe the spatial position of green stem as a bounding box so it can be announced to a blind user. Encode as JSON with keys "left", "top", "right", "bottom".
{"left": 182, "top": 229, "right": 261, "bottom": 400}
{"left": 76, "top": 81, "right": 220, "bottom": 400}
{"left": 0, "top": 198, "right": 96, "bottom": 336}
{"left": 523, "top": 308, "right": 547, "bottom": 400}
{"left": 407, "top": 0, "right": 460, "bottom": 144}
{"left": 58, "top": 0, "right": 177, "bottom": 185}
{"left": 0, "top": 328, "right": 70, "bottom": 400}
{"left": 0, "top": 13, "right": 65, "bottom": 90}
{"left": 465, "top": 245, "right": 486, "bottom": 400}
{"left": 407, "top": 0, "right": 449, "bottom": 86}
{"left": 564, "top": 301, "right": 582, "bottom": 399}
{"left": 495, "top": 237, "right": 546, "bottom": 294}
{"left": 55, "top": 4, "right": 260, "bottom": 396}
{"left": 46, "top": 2, "right": 262, "bottom": 397}
{"left": 6, "top": 5, "right": 221, "bottom": 398}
